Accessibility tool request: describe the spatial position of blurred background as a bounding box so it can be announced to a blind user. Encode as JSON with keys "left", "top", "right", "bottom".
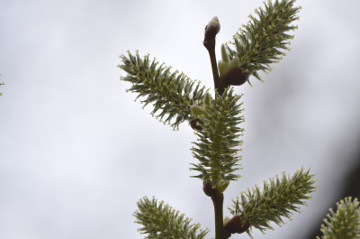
{"left": 1, "top": 0, "right": 360, "bottom": 238}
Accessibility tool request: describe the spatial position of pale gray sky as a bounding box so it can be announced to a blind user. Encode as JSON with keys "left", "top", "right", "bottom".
{"left": 1, "top": 0, "right": 360, "bottom": 238}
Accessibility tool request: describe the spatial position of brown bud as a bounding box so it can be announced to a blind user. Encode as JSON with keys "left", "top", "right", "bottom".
{"left": 203, "top": 181, "right": 217, "bottom": 197}
{"left": 224, "top": 215, "right": 251, "bottom": 234}
{"left": 204, "top": 17, "right": 220, "bottom": 42}
{"left": 189, "top": 118, "right": 202, "bottom": 131}
{"left": 222, "top": 67, "right": 249, "bottom": 86}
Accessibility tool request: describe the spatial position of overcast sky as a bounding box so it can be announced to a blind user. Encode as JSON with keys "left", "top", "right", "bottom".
{"left": 1, "top": 0, "right": 360, "bottom": 238}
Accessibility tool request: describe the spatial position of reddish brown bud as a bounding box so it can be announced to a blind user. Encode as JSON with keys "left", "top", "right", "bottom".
{"left": 204, "top": 17, "right": 220, "bottom": 42}
{"left": 224, "top": 215, "right": 251, "bottom": 234}
{"left": 189, "top": 118, "right": 202, "bottom": 131}
{"left": 203, "top": 181, "right": 217, "bottom": 197}
{"left": 222, "top": 67, "right": 249, "bottom": 86}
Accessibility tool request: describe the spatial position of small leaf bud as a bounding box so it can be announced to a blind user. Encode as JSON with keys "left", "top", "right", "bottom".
{"left": 204, "top": 17, "right": 220, "bottom": 42}
{"left": 218, "top": 57, "right": 249, "bottom": 86}
{"left": 222, "top": 67, "right": 249, "bottom": 86}
{"left": 218, "top": 58, "right": 240, "bottom": 78}
{"left": 190, "top": 105, "right": 206, "bottom": 118}
{"left": 216, "top": 180, "right": 229, "bottom": 193}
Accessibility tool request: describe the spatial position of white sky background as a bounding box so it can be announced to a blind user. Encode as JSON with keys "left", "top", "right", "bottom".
{"left": 1, "top": 0, "right": 360, "bottom": 238}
